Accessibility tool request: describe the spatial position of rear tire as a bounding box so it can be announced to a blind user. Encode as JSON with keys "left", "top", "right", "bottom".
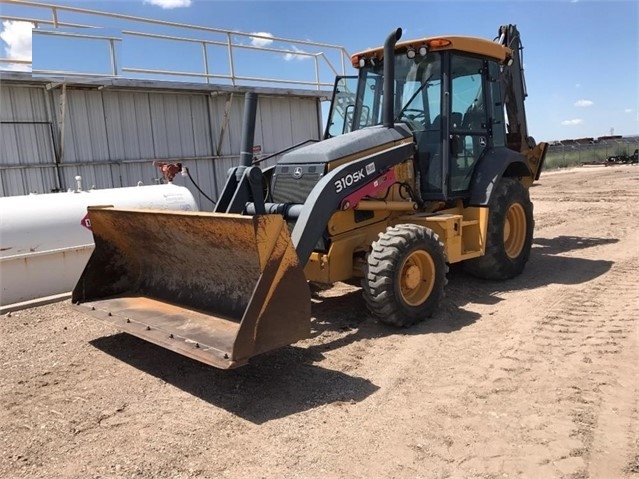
{"left": 362, "top": 224, "right": 447, "bottom": 327}
{"left": 464, "top": 177, "right": 533, "bottom": 280}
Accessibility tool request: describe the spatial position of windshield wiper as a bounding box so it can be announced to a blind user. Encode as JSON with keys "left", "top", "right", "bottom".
{"left": 394, "top": 74, "right": 433, "bottom": 122}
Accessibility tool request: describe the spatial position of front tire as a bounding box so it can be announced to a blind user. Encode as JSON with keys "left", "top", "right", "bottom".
{"left": 362, "top": 224, "right": 447, "bottom": 327}
{"left": 464, "top": 177, "right": 534, "bottom": 280}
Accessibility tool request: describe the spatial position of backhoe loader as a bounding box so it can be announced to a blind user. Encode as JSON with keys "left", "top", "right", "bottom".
{"left": 73, "top": 25, "right": 547, "bottom": 369}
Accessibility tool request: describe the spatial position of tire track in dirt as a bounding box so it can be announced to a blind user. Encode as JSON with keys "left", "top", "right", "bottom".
{"left": 457, "top": 253, "right": 639, "bottom": 478}
{"left": 298, "top": 167, "right": 639, "bottom": 478}
{"left": 337, "top": 167, "right": 639, "bottom": 476}
{"left": 587, "top": 308, "right": 639, "bottom": 479}
{"left": 316, "top": 168, "right": 639, "bottom": 479}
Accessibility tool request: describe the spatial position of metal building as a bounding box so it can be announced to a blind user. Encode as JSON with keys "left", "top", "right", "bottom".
{"left": 0, "top": 1, "right": 351, "bottom": 207}
{"left": 0, "top": 73, "right": 327, "bottom": 208}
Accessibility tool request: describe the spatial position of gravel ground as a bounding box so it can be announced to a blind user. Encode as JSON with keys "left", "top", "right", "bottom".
{"left": 1, "top": 165, "right": 638, "bottom": 479}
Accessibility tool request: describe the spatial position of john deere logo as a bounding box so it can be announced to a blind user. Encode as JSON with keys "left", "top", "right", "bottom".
{"left": 293, "top": 167, "right": 303, "bottom": 179}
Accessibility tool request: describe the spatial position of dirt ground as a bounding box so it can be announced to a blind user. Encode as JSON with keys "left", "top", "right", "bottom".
{"left": 1, "top": 165, "right": 638, "bottom": 479}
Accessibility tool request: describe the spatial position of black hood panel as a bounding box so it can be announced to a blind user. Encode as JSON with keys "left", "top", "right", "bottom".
{"left": 278, "top": 124, "right": 412, "bottom": 165}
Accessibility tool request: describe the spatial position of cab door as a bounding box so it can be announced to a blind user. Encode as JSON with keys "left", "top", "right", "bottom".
{"left": 324, "top": 76, "right": 358, "bottom": 139}
{"left": 324, "top": 72, "right": 385, "bottom": 139}
{"left": 448, "top": 54, "right": 490, "bottom": 194}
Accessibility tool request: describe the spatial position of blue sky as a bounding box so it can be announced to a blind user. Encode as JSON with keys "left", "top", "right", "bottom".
{"left": 1, "top": 0, "right": 637, "bottom": 142}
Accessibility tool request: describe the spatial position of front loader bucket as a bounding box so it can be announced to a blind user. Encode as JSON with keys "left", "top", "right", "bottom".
{"left": 72, "top": 207, "right": 311, "bottom": 369}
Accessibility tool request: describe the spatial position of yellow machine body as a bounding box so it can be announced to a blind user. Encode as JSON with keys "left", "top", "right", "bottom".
{"left": 73, "top": 24, "right": 545, "bottom": 369}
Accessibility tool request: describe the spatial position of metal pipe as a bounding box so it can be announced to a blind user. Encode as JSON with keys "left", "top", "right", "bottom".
{"left": 119, "top": 67, "right": 333, "bottom": 87}
{"left": 0, "top": 14, "right": 91, "bottom": 28}
{"left": 33, "top": 29, "right": 122, "bottom": 41}
{"left": 245, "top": 202, "right": 303, "bottom": 219}
{"left": 382, "top": 27, "right": 402, "bottom": 128}
{"left": 239, "top": 91, "right": 258, "bottom": 167}
{"left": 201, "top": 41, "right": 209, "bottom": 84}
{"left": 226, "top": 33, "right": 236, "bottom": 86}
{"left": 0, "top": 58, "right": 31, "bottom": 65}
{"left": 58, "top": 84, "right": 67, "bottom": 167}
{"left": 314, "top": 55, "right": 320, "bottom": 91}
{"left": 108, "top": 38, "right": 118, "bottom": 76}
{"left": 31, "top": 69, "right": 119, "bottom": 78}
{"left": 354, "top": 200, "right": 417, "bottom": 211}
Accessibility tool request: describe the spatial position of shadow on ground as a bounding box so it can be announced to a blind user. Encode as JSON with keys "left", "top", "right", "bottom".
{"left": 90, "top": 235, "right": 616, "bottom": 422}
{"left": 446, "top": 235, "right": 617, "bottom": 307}
{"left": 305, "top": 235, "right": 617, "bottom": 352}
{"left": 91, "top": 332, "right": 379, "bottom": 424}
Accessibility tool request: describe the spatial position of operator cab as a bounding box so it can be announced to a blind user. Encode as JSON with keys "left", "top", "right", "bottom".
{"left": 325, "top": 36, "right": 508, "bottom": 202}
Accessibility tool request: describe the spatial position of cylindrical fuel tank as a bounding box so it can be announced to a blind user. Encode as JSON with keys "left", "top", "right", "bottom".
{"left": 1, "top": 183, "right": 198, "bottom": 308}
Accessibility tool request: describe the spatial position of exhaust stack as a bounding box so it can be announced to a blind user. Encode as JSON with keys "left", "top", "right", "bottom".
{"left": 239, "top": 91, "right": 258, "bottom": 167}
{"left": 382, "top": 27, "right": 402, "bottom": 128}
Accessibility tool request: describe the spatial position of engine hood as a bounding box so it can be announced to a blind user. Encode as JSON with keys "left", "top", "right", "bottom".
{"left": 278, "top": 124, "right": 413, "bottom": 165}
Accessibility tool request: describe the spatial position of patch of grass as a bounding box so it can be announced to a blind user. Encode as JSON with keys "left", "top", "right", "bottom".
{"left": 545, "top": 152, "right": 584, "bottom": 170}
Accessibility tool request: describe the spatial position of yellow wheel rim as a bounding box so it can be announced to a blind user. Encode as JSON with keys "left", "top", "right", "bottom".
{"left": 504, "top": 203, "right": 526, "bottom": 259}
{"left": 400, "top": 250, "right": 435, "bottom": 306}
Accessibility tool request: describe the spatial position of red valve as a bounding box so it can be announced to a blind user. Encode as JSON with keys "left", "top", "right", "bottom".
{"left": 153, "top": 161, "right": 183, "bottom": 182}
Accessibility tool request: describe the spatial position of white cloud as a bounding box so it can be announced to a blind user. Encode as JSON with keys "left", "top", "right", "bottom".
{"left": 143, "top": 0, "right": 192, "bottom": 9}
{"left": 574, "top": 99, "right": 593, "bottom": 107}
{"left": 575, "top": 83, "right": 581, "bottom": 88}
{"left": 624, "top": 108, "right": 633, "bottom": 113}
{"left": 284, "top": 45, "right": 310, "bottom": 61}
{"left": 0, "top": 20, "right": 33, "bottom": 68}
{"left": 249, "top": 32, "right": 274, "bottom": 47}
{"left": 561, "top": 119, "right": 583, "bottom": 126}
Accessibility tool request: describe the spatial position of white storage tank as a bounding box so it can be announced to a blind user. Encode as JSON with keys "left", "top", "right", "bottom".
{"left": 0, "top": 183, "right": 198, "bottom": 310}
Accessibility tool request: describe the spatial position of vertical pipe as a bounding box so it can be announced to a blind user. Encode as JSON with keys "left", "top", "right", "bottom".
{"left": 314, "top": 54, "right": 320, "bottom": 91}
{"left": 43, "top": 86, "right": 63, "bottom": 191}
{"left": 341, "top": 48, "right": 347, "bottom": 75}
{"left": 226, "top": 33, "right": 236, "bottom": 86}
{"left": 382, "top": 28, "right": 402, "bottom": 128}
{"left": 202, "top": 41, "right": 210, "bottom": 84}
{"left": 58, "top": 84, "right": 67, "bottom": 168}
{"left": 239, "top": 92, "right": 258, "bottom": 167}
{"left": 108, "top": 38, "right": 117, "bottom": 76}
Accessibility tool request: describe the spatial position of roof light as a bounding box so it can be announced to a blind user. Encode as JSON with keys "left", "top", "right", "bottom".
{"left": 359, "top": 57, "right": 366, "bottom": 68}
{"left": 418, "top": 45, "right": 428, "bottom": 56}
{"left": 406, "top": 48, "right": 416, "bottom": 59}
{"left": 428, "top": 39, "right": 452, "bottom": 48}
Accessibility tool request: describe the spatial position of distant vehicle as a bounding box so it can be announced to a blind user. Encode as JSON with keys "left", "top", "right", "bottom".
{"left": 607, "top": 149, "right": 638, "bottom": 165}
{"left": 606, "top": 154, "right": 626, "bottom": 164}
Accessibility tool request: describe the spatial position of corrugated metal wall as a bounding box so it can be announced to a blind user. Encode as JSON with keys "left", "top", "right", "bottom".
{"left": 0, "top": 76, "right": 323, "bottom": 208}
{"left": 0, "top": 84, "right": 59, "bottom": 196}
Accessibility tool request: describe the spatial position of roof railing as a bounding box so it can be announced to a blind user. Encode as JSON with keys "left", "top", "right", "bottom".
{"left": 0, "top": 0, "right": 351, "bottom": 89}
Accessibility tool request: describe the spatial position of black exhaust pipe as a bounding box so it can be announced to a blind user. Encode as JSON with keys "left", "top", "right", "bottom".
{"left": 382, "top": 27, "right": 402, "bottom": 128}
{"left": 239, "top": 91, "right": 258, "bottom": 167}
